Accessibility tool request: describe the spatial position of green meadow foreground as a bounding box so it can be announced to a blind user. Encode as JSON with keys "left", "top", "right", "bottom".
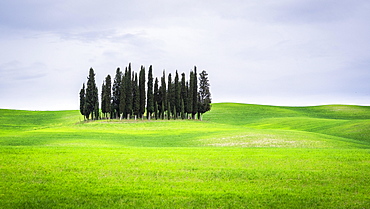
{"left": 1, "top": 103, "right": 370, "bottom": 208}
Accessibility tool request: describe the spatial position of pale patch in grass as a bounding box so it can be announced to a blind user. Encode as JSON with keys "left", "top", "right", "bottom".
{"left": 202, "top": 134, "right": 325, "bottom": 148}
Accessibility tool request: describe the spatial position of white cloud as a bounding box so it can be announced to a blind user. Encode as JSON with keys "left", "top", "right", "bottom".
{"left": 0, "top": 0, "right": 369, "bottom": 110}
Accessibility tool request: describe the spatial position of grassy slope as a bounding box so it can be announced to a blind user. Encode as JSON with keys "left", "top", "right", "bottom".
{"left": 1, "top": 104, "right": 370, "bottom": 208}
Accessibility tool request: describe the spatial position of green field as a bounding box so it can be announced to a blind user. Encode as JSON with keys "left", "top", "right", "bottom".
{"left": 1, "top": 103, "right": 370, "bottom": 208}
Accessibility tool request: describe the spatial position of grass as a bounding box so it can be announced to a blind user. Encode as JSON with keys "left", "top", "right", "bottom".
{"left": 1, "top": 103, "right": 370, "bottom": 208}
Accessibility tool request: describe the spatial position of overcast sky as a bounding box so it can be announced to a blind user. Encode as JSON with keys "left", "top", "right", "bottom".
{"left": 0, "top": 0, "right": 369, "bottom": 110}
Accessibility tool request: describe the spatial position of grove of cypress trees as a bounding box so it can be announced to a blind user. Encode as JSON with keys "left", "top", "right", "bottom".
{"left": 80, "top": 63, "right": 211, "bottom": 121}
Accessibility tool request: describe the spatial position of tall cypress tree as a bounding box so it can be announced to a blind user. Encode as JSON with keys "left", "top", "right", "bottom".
{"left": 160, "top": 70, "right": 167, "bottom": 118}
{"left": 112, "top": 68, "right": 122, "bottom": 119}
{"left": 167, "top": 73, "right": 173, "bottom": 118}
{"left": 86, "top": 68, "right": 98, "bottom": 120}
{"left": 192, "top": 66, "right": 198, "bottom": 119}
{"left": 139, "top": 65, "right": 146, "bottom": 119}
{"left": 180, "top": 73, "right": 187, "bottom": 119}
{"left": 154, "top": 77, "right": 159, "bottom": 120}
{"left": 132, "top": 72, "right": 140, "bottom": 120}
{"left": 198, "top": 70, "right": 212, "bottom": 120}
{"left": 125, "top": 64, "right": 132, "bottom": 119}
{"left": 101, "top": 81, "right": 106, "bottom": 118}
{"left": 94, "top": 85, "right": 99, "bottom": 120}
{"left": 188, "top": 71, "right": 194, "bottom": 119}
{"left": 104, "top": 75, "right": 112, "bottom": 119}
{"left": 146, "top": 65, "right": 154, "bottom": 120}
{"left": 180, "top": 99, "right": 185, "bottom": 120}
{"left": 174, "top": 70, "right": 181, "bottom": 119}
{"left": 119, "top": 68, "right": 126, "bottom": 120}
{"left": 79, "top": 83, "right": 86, "bottom": 120}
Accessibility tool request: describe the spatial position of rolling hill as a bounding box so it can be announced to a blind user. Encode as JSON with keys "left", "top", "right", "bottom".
{"left": 1, "top": 103, "right": 370, "bottom": 208}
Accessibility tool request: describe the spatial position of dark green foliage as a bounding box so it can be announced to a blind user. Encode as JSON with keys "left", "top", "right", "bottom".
{"left": 101, "top": 82, "right": 106, "bottom": 116}
{"left": 154, "top": 78, "right": 160, "bottom": 119}
{"left": 85, "top": 68, "right": 99, "bottom": 120}
{"left": 133, "top": 73, "right": 140, "bottom": 119}
{"left": 192, "top": 66, "right": 198, "bottom": 119}
{"left": 79, "top": 83, "right": 86, "bottom": 119}
{"left": 167, "top": 102, "right": 171, "bottom": 120}
{"left": 125, "top": 65, "right": 132, "bottom": 119}
{"left": 198, "top": 70, "right": 211, "bottom": 120}
{"left": 180, "top": 73, "right": 187, "bottom": 117}
{"left": 188, "top": 72, "right": 194, "bottom": 118}
{"left": 154, "top": 101, "right": 158, "bottom": 120}
{"left": 112, "top": 68, "right": 122, "bottom": 119}
{"left": 104, "top": 75, "right": 112, "bottom": 118}
{"left": 167, "top": 73, "right": 173, "bottom": 118}
{"left": 119, "top": 68, "right": 127, "bottom": 119}
{"left": 181, "top": 99, "right": 185, "bottom": 119}
{"left": 174, "top": 71, "right": 181, "bottom": 119}
{"left": 160, "top": 70, "right": 167, "bottom": 115}
{"left": 146, "top": 65, "right": 154, "bottom": 120}
{"left": 101, "top": 75, "right": 112, "bottom": 119}
{"left": 79, "top": 63, "right": 211, "bottom": 121}
{"left": 139, "top": 66, "right": 146, "bottom": 119}
{"left": 161, "top": 102, "right": 165, "bottom": 120}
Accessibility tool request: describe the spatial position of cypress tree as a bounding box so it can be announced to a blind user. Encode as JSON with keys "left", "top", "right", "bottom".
{"left": 112, "top": 68, "right": 122, "bottom": 119}
{"left": 86, "top": 68, "right": 98, "bottom": 120}
{"left": 160, "top": 70, "right": 167, "bottom": 117}
{"left": 132, "top": 73, "right": 140, "bottom": 120}
{"left": 139, "top": 65, "right": 146, "bottom": 119}
{"left": 104, "top": 75, "right": 112, "bottom": 119}
{"left": 94, "top": 87, "right": 100, "bottom": 120}
{"left": 79, "top": 83, "right": 86, "bottom": 120}
{"left": 173, "top": 106, "right": 177, "bottom": 120}
{"left": 174, "top": 70, "right": 181, "bottom": 119}
{"left": 161, "top": 102, "right": 165, "bottom": 120}
{"left": 154, "top": 77, "right": 159, "bottom": 119}
{"left": 154, "top": 101, "right": 158, "bottom": 120}
{"left": 188, "top": 72, "right": 194, "bottom": 119}
{"left": 146, "top": 65, "right": 154, "bottom": 120}
{"left": 180, "top": 73, "right": 187, "bottom": 119}
{"left": 167, "top": 102, "right": 171, "bottom": 120}
{"left": 180, "top": 99, "right": 185, "bottom": 120}
{"left": 101, "top": 81, "right": 106, "bottom": 118}
{"left": 192, "top": 66, "right": 198, "bottom": 119}
{"left": 125, "top": 65, "right": 132, "bottom": 119}
{"left": 198, "top": 70, "right": 212, "bottom": 120}
{"left": 119, "top": 68, "right": 127, "bottom": 120}
{"left": 167, "top": 73, "right": 173, "bottom": 118}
